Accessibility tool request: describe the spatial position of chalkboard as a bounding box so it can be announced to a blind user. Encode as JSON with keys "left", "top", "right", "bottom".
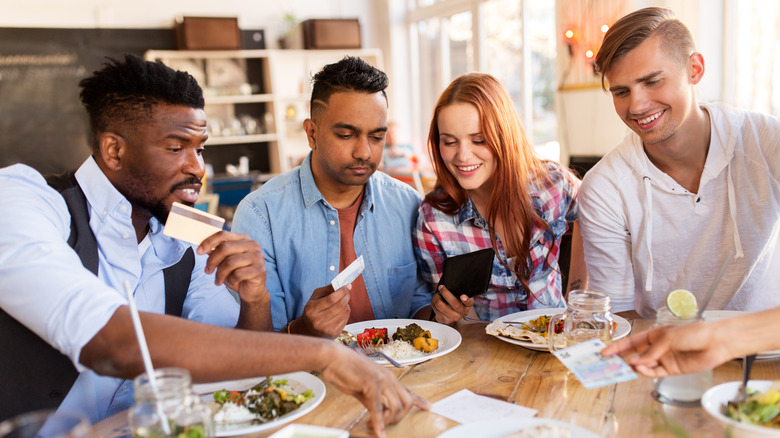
{"left": 0, "top": 28, "right": 177, "bottom": 174}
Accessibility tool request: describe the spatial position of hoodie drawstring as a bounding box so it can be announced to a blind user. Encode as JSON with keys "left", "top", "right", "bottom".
{"left": 643, "top": 176, "right": 654, "bottom": 291}
{"left": 726, "top": 163, "right": 745, "bottom": 259}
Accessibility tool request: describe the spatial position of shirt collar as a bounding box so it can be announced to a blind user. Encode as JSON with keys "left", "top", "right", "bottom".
{"left": 455, "top": 198, "right": 488, "bottom": 228}
{"left": 74, "top": 156, "right": 185, "bottom": 259}
{"left": 74, "top": 156, "right": 132, "bottom": 225}
{"left": 299, "top": 152, "right": 375, "bottom": 213}
{"left": 300, "top": 153, "right": 325, "bottom": 208}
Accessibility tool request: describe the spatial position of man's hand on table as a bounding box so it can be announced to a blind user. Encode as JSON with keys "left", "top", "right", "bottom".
{"left": 431, "top": 285, "right": 473, "bottom": 325}
{"left": 290, "top": 284, "right": 351, "bottom": 338}
{"left": 320, "top": 345, "right": 431, "bottom": 438}
{"left": 198, "top": 230, "right": 272, "bottom": 331}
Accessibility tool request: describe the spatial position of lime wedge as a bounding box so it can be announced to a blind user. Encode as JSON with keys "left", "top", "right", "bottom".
{"left": 666, "top": 289, "right": 698, "bottom": 318}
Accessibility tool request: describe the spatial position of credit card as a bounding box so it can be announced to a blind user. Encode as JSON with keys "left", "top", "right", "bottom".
{"left": 552, "top": 338, "right": 638, "bottom": 389}
{"left": 331, "top": 255, "right": 365, "bottom": 290}
{"left": 163, "top": 202, "right": 225, "bottom": 245}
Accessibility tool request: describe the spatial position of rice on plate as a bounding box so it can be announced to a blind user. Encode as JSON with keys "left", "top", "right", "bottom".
{"left": 379, "top": 339, "right": 426, "bottom": 360}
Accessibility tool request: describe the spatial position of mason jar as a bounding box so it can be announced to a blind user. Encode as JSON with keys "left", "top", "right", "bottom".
{"left": 128, "top": 367, "right": 213, "bottom": 438}
{"left": 549, "top": 290, "right": 614, "bottom": 351}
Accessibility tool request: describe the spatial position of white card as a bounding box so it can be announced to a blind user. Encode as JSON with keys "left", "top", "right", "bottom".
{"left": 163, "top": 202, "right": 225, "bottom": 246}
{"left": 552, "top": 338, "right": 638, "bottom": 389}
{"left": 331, "top": 255, "right": 365, "bottom": 290}
{"left": 431, "top": 389, "right": 537, "bottom": 424}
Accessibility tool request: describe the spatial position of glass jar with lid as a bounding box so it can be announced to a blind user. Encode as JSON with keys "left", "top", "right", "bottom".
{"left": 128, "top": 367, "right": 214, "bottom": 438}
{"left": 548, "top": 290, "right": 614, "bottom": 351}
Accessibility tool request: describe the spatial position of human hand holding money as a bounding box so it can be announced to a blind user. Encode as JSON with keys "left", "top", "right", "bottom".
{"left": 553, "top": 338, "right": 638, "bottom": 389}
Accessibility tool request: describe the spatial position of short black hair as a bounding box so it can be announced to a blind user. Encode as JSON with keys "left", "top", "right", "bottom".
{"left": 309, "top": 56, "right": 388, "bottom": 119}
{"left": 79, "top": 53, "right": 205, "bottom": 152}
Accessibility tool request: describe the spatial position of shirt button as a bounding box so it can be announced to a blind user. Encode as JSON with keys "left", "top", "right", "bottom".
{"left": 101, "top": 210, "right": 107, "bottom": 216}
{"left": 329, "top": 265, "right": 335, "bottom": 271}
{"left": 122, "top": 233, "right": 130, "bottom": 239}
{"left": 330, "top": 220, "right": 335, "bottom": 226}
{"left": 120, "top": 205, "right": 127, "bottom": 212}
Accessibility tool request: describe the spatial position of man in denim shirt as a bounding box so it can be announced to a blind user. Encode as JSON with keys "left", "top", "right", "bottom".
{"left": 233, "top": 57, "right": 432, "bottom": 337}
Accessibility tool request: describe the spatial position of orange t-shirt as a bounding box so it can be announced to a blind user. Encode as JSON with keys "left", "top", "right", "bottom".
{"left": 337, "top": 190, "right": 374, "bottom": 323}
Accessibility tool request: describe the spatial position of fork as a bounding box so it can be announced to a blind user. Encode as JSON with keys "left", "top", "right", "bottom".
{"left": 358, "top": 340, "right": 404, "bottom": 368}
{"left": 462, "top": 316, "right": 546, "bottom": 332}
{"left": 734, "top": 354, "right": 757, "bottom": 404}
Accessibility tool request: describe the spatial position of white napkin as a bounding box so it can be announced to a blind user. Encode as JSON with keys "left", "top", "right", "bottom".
{"left": 431, "top": 389, "right": 537, "bottom": 424}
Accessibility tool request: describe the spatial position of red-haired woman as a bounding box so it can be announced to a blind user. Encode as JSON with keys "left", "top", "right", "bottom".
{"left": 414, "top": 73, "right": 587, "bottom": 324}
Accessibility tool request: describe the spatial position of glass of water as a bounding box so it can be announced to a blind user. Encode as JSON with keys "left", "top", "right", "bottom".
{"left": 651, "top": 307, "right": 713, "bottom": 406}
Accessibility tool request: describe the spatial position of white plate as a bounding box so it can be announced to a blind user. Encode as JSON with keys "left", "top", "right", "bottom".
{"left": 704, "top": 311, "right": 780, "bottom": 360}
{"left": 343, "top": 319, "right": 462, "bottom": 366}
{"left": 701, "top": 380, "right": 780, "bottom": 438}
{"left": 193, "top": 371, "right": 326, "bottom": 437}
{"left": 489, "top": 308, "right": 631, "bottom": 352}
{"left": 437, "top": 417, "right": 599, "bottom": 438}
{"left": 268, "top": 424, "right": 348, "bottom": 438}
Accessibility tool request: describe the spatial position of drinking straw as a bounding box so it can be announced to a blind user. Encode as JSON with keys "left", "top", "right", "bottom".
{"left": 123, "top": 281, "right": 171, "bottom": 435}
{"left": 697, "top": 249, "right": 735, "bottom": 317}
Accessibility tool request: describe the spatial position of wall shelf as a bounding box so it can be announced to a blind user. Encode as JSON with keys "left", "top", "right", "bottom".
{"left": 145, "top": 48, "right": 383, "bottom": 175}
{"left": 206, "top": 133, "right": 278, "bottom": 146}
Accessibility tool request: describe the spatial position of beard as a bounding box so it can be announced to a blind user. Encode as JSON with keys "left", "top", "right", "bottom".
{"left": 335, "top": 159, "right": 377, "bottom": 185}
{"left": 126, "top": 193, "right": 172, "bottom": 224}
{"left": 121, "top": 163, "right": 200, "bottom": 224}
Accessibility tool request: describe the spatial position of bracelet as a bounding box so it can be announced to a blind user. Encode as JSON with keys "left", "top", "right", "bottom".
{"left": 286, "top": 319, "right": 294, "bottom": 334}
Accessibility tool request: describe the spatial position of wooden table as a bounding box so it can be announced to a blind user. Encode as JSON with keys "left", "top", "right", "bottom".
{"left": 92, "top": 319, "right": 780, "bottom": 437}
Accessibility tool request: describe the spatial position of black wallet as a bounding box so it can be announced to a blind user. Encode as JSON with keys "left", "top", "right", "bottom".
{"left": 437, "top": 248, "right": 495, "bottom": 298}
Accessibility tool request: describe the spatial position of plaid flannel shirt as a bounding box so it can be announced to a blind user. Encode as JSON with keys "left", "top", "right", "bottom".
{"left": 414, "top": 162, "right": 580, "bottom": 320}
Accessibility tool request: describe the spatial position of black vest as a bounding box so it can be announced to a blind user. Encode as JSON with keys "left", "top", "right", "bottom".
{"left": 0, "top": 172, "right": 194, "bottom": 421}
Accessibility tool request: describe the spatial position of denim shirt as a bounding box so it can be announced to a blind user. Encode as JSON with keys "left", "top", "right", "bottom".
{"left": 233, "top": 153, "right": 432, "bottom": 331}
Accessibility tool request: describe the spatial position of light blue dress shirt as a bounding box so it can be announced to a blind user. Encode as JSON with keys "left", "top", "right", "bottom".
{"left": 0, "top": 158, "right": 240, "bottom": 423}
{"left": 232, "top": 153, "right": 432, "bottom": 331}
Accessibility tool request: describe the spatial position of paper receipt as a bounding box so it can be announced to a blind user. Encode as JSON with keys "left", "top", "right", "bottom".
{"left": 331, "top": 255, "right": 365, "bottom": 290}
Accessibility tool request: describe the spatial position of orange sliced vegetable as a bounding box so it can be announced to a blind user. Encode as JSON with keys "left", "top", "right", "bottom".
{"left": 413, "top": 336, "right": 439, "bottom": 352}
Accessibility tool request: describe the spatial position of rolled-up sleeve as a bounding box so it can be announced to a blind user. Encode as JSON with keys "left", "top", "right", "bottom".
{"left": 0, "top": 166, "right": 125, "bottom": 371}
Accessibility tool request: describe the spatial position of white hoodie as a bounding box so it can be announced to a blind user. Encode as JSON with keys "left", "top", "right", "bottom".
{"left": 579, "top": 102, "right": 780, "bottom": 318}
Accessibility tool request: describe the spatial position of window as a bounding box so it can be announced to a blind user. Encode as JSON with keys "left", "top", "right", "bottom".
{"left": 407, "top": 0, "right": 558, "bottom": 160}
{"left": 728, "top": 0, "right": 780, "bottom": 115}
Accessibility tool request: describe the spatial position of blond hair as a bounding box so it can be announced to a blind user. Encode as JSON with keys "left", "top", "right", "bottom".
{"left": 595, "top": 7, "right": 695, "bottom": 90}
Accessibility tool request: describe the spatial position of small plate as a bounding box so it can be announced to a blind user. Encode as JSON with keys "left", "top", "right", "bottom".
{"left": 343, "top": 319, "right": 461, "bottom": 366}
{"left": 489, "top": 308, "right": 631, "bottom": 352}
{"left": 704, "top": 311, "right": 780, "bottom": 360}
{"left": 437, "top": 417, "right": 599, "bottom": 438}
{"left": 193, "top": 371, "right": 326, "bottom": 437}
{"left": 268, "top": 424, "right": 348, "bottom": 438}
{"left": 701, "top": 380, "right": 780, "bottom": 438}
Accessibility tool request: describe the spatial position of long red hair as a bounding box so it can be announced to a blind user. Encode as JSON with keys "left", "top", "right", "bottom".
{"left": 426, "top": 72, "right": 552, "bottom": 295}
